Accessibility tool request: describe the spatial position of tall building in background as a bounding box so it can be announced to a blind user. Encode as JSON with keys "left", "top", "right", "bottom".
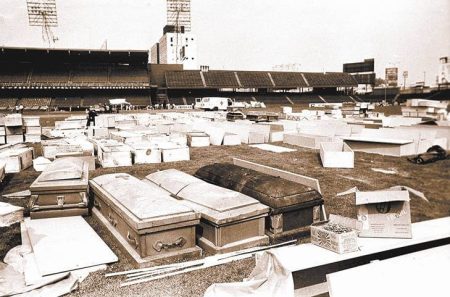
{"left": 151, "top": 0, "right": 198, "bottom": 70}
{"left": 343, "top": 58, "right": 375, "bottom": 94}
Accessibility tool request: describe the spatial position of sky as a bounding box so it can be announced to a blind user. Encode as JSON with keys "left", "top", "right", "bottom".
{"left": 0, "top": 0, "right": 449, "bottom": 85}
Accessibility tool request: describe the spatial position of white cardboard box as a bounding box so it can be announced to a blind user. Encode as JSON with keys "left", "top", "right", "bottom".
{"left": 320, "top": 142, "right": 354, "bottom": 168}
{"left": 356, "top": 190, "right": 411, "bottom": 238}
{"left": 187, "top": 132, "right": 210, "bottom": 147}
{"left": 223, "top": 133, "right": 241, "bottom": 146}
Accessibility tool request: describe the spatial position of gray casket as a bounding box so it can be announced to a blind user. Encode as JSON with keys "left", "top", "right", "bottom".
{"left": 29, "top": 157, "right": 89, "bottom": 219}
{"left": 89, "top": 173, "right": 202, "bottom": 267}
{"left": 144, "top": 169, "right": 270, "bottom": 254}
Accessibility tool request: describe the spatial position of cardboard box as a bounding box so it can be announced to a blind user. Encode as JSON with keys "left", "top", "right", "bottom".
{"left": 320, "top": 142, "right": 354, "bottom": 168}
{"left": 356, "top": 190, "right": 411, "bottom": 238}
{"left": 187, "top": 132, "right": 210, "bottom": 147}
{"left": 311, "top": 214, "right": 360, "bottom": 254}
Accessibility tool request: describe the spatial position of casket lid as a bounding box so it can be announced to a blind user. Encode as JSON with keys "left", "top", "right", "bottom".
{"left": 91, "top": 173, "right": 196, "bottom": 225}
{"left": 30, "top": 157, "right": 88, "bottom": 192}
{"left": 145, "top": 169, "right": 269, "bottom": 224}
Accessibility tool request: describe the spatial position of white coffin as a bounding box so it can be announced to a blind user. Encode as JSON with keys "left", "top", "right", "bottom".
{"left": 320, "top": 142, "right": 354, "bottom": 168}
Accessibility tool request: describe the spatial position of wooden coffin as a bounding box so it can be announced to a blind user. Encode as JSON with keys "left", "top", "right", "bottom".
{"left": 195, "top": 163, "right": 324, "bottom": 242}
{"left": 29, "top": 157, "right": 89, "bottom": 219}
{"left": 90, "top": 173, "right": 202, "bottom": 267}
{"left": 145, "top": 169, "right": 270, "bottom": 254}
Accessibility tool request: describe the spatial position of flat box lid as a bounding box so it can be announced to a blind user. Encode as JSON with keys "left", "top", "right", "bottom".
{"left": 355, "top": 190, "right": 410, "bottom": 205}
{"left": 30, "top": 157, "right": 88, "bottom": 192}
{"left": 90, "top": 173, "right": 197, "bottom": 228}
{"left": 195, "top": 163, "right": 323, "bottom": 209}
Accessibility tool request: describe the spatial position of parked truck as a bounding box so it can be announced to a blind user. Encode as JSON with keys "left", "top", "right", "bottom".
{"left": 194, "top": 97, "right": 232, "bottom": 111}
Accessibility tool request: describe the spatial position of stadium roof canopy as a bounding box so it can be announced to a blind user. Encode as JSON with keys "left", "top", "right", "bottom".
{"left": 165, "top": 70, "right": 357, "bottom": 89}
{"left": 0, "top": 47, "right": 148, "bottom": 64}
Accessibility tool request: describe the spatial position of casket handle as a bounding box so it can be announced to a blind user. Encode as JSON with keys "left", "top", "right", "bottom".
{"left": 127, "top": 231, "right": 139, "bottom": 249}
{"left": 107, "top": 213, "right": 117, "bottom": 227}
{"left": 93, "top": 199, "right": 101, "bottom": 209}
{"left": 152, "top": 237, "right": 186, "bottom": 252}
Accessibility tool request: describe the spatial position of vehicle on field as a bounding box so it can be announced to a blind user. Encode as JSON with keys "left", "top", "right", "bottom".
{"left": 194, "top": 97, "right": 232, "bottom": 111}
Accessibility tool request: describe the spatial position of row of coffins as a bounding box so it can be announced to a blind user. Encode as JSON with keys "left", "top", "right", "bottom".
{"left": 86, "top": 160, "right": 324, "bottom": 266}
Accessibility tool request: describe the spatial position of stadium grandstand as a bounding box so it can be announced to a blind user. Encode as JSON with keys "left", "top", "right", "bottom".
{"left": 156, "top": 69, "right": 358, "bottom": 105}
{"left": 1, "top": 47, "right": 447, "bottom": 109}
{"left": 0, "top": 47, "right": 152, "bottom": 110}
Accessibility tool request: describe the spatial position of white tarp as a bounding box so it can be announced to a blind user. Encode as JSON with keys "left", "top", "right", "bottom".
{"left": 203, "top": 250, "right": 294, "bottom": 297}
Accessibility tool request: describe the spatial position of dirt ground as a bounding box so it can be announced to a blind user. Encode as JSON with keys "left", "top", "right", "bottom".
{"left": 1, "top": 109, "right": 449, "bottom": 297}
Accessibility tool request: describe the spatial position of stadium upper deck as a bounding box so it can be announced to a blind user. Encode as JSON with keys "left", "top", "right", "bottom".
{"left": 0, "top": 47, "right": 150, "bottom": 89}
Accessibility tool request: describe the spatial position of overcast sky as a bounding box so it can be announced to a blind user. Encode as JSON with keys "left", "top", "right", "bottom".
{"left": 0, "top": 0, "right": 449, "bottom": 85}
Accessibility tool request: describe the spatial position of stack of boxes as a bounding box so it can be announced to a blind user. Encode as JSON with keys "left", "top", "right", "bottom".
{"left": 402, "top": 99, "right": 448, "bottom": 120}
{"left": 23, "top": 116, "right": 41, "bottom": 143}
{"left": 4, "top": 114, "right": 23, "bottom": 144}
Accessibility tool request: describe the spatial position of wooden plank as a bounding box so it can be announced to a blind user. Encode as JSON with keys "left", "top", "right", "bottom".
{"left": 233, "top": 158, "right": 321, "bottom": 194}
{"left": 24, "top": 216, "right": 117, "bottom": 276}
{"left": 327, "top": 245, "right": 450, "bottom": 297}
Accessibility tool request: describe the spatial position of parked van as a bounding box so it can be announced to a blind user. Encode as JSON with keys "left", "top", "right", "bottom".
{"left": 194, "top": 97, "right": 232, "bottom": 111}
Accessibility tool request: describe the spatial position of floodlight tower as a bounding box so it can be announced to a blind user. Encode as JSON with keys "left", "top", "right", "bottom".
{"left": 166, "top": 0, "right": 191, "bottom": 63}
{"left": 26, "top": 0, "right": 59, "bottom": 47}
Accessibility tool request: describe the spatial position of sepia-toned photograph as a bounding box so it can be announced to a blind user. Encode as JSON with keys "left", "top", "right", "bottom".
{"left": 0, "top": 0, "right": 449, "bottom": 296}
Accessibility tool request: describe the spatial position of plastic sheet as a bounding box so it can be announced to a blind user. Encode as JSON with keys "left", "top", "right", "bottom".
{"left": 204, "top": 250, "right": 294, "bottom": 297}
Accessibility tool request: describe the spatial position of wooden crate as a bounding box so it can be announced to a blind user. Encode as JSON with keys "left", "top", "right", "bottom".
{"left": 0, "top": 146, "right": 34, "bottom": 173}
